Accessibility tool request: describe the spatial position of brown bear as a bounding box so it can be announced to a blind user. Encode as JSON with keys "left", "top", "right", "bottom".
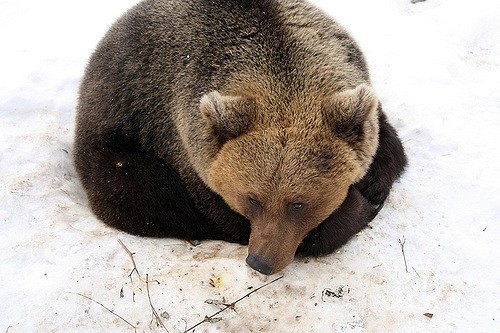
{"left": 74, "top": 0, "right": 407, "bottom": 275}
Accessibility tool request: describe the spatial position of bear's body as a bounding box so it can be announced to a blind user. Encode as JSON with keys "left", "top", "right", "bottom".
{"left": 75, "top": 0, "right": 407, "bottom": 275}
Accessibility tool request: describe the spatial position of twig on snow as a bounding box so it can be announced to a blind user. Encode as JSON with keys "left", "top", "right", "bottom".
{"left": 183, "top": 275, "right": 284, "bottom": 333}
{"left": 118, "top": 239, "right": 141, "bottom": 280}
{"left": 146, "top": 274, "right": 169, "bottom": 332}
{"left": 399, "top": 237, "right": 409, "bottom": 273}
{"left": 70, "top": 292, "right": 137, "bottom": 332}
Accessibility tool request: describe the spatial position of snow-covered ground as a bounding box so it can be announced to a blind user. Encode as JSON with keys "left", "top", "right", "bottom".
{"left": 1, "top": 0, "right": 498, "bottom": 332}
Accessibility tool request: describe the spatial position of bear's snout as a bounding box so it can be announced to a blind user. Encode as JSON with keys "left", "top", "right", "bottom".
{"left": 246, "top": 254, "right": 274, "bottom": 275}
{"left": 246, "top": 220, "right": 305, "bottom": 275}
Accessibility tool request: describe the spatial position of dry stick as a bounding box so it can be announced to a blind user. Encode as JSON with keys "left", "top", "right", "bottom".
{"left": 146, "top": 274, "right": 169, "bottom": 332}
{"left": 412, "top": 266, "right": 421, "bottom": 278}
{"left": 70, "top": 292, "right": 137, "bottom": 332}
{"left": 118, "top": 241, "right": 168, "bottom": 331}
{"left": 183, "top": 275, "right": 284, "bottom": 333}
{"left": 118, "top": 239, "right": 141, "bottom": 280}
{"left": 399, "top": 237, "right": 409, "bottom": 273}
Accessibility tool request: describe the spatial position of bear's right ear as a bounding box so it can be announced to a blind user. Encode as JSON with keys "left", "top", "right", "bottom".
{"left": 200, "top": 91, "right": 256, "bottom": 143}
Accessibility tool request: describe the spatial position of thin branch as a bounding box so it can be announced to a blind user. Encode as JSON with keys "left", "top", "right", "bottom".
{"left": 146, "top": 274, "right": 169, "bottom": 332}
{"left": 183, "top": 275, "right": 284, "bottom": 333}
{"left": 118, "top": 239, "right": 141, "bottom": 279}
{"left": 399, "top": 237, "right": 409, "bottom": 273}
{"left": 70, "top": 292, "right": 137, "bottom": 332}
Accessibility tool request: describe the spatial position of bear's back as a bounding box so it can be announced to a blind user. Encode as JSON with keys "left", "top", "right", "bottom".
{"left": 77, "top": 0, "right": 370, "bottom": 169}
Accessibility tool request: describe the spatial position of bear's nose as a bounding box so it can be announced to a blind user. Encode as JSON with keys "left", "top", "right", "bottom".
{"left": 246, "top": 254, "right": 273, "bottom": 275}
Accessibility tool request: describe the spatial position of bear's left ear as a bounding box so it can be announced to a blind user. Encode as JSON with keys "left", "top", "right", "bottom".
{"left": 200, "top": 91, "right": 256, "bottom": 143}
{"left": 323, "top": 84, "right": 379, "bottom": 140}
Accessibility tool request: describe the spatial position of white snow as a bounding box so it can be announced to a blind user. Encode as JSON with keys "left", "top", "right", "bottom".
{"left": 1, "top": 0, "right": 498, "bottom": 332}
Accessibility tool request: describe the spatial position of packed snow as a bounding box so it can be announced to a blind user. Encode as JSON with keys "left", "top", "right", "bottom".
{"left": 1, "top": 0, "right": 498, "bottom": 332}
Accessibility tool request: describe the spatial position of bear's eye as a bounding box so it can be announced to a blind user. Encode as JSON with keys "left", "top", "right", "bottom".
{"left": 289, "top": 202, "right": 304, "bottom": 212}
{"left": 248, "top": 197, "right": 262, "bottom": 208}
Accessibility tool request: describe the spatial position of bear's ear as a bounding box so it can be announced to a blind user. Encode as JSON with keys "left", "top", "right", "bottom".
{"left": 323, "top": 84, "right": 379, "bottom": 140}
{"left": 200, "top": 91, "right": 256, "bottom": 142}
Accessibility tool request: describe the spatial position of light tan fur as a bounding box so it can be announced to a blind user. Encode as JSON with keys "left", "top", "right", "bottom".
{"left": 205, "top": 84, "right": 379, "bottom": 272}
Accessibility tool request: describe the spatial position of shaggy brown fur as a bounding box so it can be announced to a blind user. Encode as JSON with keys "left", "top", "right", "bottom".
{"left": 74, "top": 0, "right": 407, "bottom": 275}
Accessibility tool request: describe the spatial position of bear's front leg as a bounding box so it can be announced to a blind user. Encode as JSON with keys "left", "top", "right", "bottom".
{"left": 297, "top": 187, "right": 380, "bottom": 256}
{"left": 355, "top": 109, "right": 407, "bottom": 205}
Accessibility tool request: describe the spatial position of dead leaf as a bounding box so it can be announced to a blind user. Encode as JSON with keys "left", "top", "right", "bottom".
{"left": 209, "top": 276, "right": 223, "bottom": 288}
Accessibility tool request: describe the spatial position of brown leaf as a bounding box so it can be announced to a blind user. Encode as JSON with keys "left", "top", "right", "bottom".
{"left": 208, "top": 276, "right": 223, "bottom": 288}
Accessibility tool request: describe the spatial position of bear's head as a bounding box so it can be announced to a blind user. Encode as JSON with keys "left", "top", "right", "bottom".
{"left": 199, "top": 84, "right": 379, "bottom": 275}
